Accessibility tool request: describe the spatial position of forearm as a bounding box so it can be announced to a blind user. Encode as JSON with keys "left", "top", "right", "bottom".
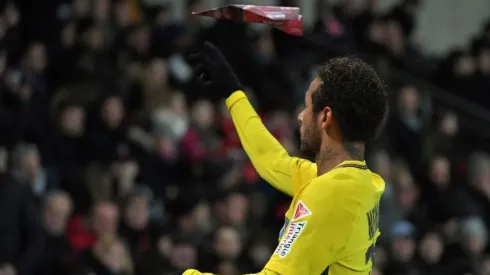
{"left": 225, "top": 91, "right": 293, "bottom": 195}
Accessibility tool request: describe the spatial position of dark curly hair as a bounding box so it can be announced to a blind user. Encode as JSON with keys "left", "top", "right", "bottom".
{"left": 312, "top": 56, "right": 388, "bottom": 143}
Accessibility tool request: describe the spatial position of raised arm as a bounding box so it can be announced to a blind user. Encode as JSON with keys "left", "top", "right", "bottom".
{"left": 226, "top": 91, "right": 316, "bottom": 196}
{"left": 190, "top": 41, "right": 316, "bottom": 196}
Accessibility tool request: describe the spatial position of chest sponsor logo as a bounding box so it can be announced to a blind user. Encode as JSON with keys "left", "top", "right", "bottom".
{"left": 274, "top": 220, "right": 306, "bottom": 258}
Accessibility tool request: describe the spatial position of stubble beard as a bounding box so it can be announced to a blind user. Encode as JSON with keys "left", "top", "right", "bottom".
{"left": 299, "top": 124, "right": 322, "bottom": 163}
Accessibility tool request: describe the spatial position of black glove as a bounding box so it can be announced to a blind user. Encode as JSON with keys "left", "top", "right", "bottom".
{"left": 190, "top": 41, "right": 243, "bottom": 98}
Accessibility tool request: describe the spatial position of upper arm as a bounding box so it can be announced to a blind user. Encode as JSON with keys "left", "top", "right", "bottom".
{"left": 226, "top": 91, "right": 317, "bottom": 197}
{"left": 264, "top": 180, "right": 358, "bottom": 275}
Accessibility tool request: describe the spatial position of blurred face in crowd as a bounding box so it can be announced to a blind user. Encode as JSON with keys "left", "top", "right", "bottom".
{"left": 112, "top": 159, "right": 139, "bottom": 186}
{"left": 73, "top": 0, "right": 91, "bottom": 19}
{"left": 102, "top": 96, "right": 124, "bottom": 128}
{"left": 429, "top": 156, "right": 451, "bottom": 188}
{"left": 114, "top": 1, "right": 130, "bottom": 27}
{"left": 374, "top": 246, "right": 388, "bottom": 268}
{"left": 391, "top": 235, "right": 415, "bottom": 262}
{"left": 192, "top": 100, "right": 215, "bottom": 129}
{"left": 19, "top": 148, "right": 41, "bottom": 180}
{"left": 396, "top": 172, "right": 419, "bottom": 210}
{"left": 193, "top": 202, "right": 211, "bottom": 231}
{"left": 0, "top": 147, "right": 7, "bottom": 173}
{"left": 43, "top": 193, "right": 73, "bottom": 235}
{"left": 255, "top": 32, "right": 276, "bottom": 62}
{"left": 385, "top": 20, "right": 405, "bottom": 55}
{"left": 297, "top": 78, "right": 323, "bottom": 162}
{"left": 478, "top": 48, "right": 490, "bottom": 74}
{"left": 464, "top": 234, "right": 487, "bottom": 256}
{"left": 157, "top": 234, "right": 172, "bottom": 257}
{"left": 367, "top": 20, "right": 386, "bottom": 45}
{"left": 85, "top": 25, "right": 105, "bottom": 51}
{"left": 60, "top": 105, "right": 85, "bottom": 137}
{"left": 218, "top": 261, "right": 239, "bottom": 275}
{"left": 249, "top": 242, "right": 272, "bottom": 267}
{"left": 61, "top": 23, "right": 76, "bottom": 48}
{"left": 93, "top": 0, "right": 110, "bottom": 22}
{"left": 214, "top": 226, "right": 242, "bottom": 259}
{"left": 478, "top": 257, "right": 490, "bottom": 275}
{"left": 226, "top": 193, "right": 249, "bottom": 225}
{"left": 342, "top": 0, "right": 364, "bottom": 16}
{"left": 269, "top": 112, "right": 292, "bottom": 136}
{"left": 439, "top": 112, "right": 459, "bottom": 137}
{"left": 169, "top": 243, "right": 197, "bottom": 269}
{"left": 147, "top": 58, "right": 168, "bottom": 86}
{"left": 371, "top": 151, "right": 392, "bottom": 182}
{"left": 453, "top": 54, "right": 475, "bottom": 76}
{"left": 0, "top": 50, "right": 7, "bottom": 76}
{"left": 419, "top": 232, "right": 443, "bottom": 264}
{"left": 4, "top": 3, "right": 20, "bottom": 27}
{"left": 281, "top": 136, "right": 298, "bottom": 156}
{"left": 92, "top": 202, "right": 119, "bottom": 238}
{"left": 156, "top": 135, "right": 178, "bottom": 159}
{"left": 98, "top": 240, "right": 127, "bottom": 272}
{"left": 131, "top": 26, "right": 151, "bottom": 54}
{"left": 371, "top": 267, "right": 382, "bottom": 275}
{"left": 124, "top": 195, "right": 149, "bottom": 231}
{"left": 0, "top": 18, "right": 5, "bottom": 40}
{"left": 399, "top": 86, "right": 419, "bottom": 116}
{"left": 155, "top": 9, "right": 170, "bottom": 26}
{"left": 468, "top": 154, "right": 490, "bottom": 193}
{"left": 26, "top": 43, "right": 47, "bottom": 74}
{"left": 170, "top": 92, "right": 188, "bottom": 117}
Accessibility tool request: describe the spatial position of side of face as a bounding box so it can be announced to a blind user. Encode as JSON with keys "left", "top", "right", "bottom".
{"left": 297, "top": 77, "right": 332, "bottom": 162}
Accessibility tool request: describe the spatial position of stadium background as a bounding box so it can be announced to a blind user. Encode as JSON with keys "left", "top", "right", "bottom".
{"left": 0, "top": 0, "right": 490, "bottom": 274}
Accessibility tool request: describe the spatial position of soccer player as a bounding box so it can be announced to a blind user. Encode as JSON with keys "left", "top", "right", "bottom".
{"left": 179, "top": 42, "right": 387, "bottom": 275}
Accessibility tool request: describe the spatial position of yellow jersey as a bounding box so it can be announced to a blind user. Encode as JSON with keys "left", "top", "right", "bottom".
{"left": 226, "top": 91, "right": 385, "bottom": 275}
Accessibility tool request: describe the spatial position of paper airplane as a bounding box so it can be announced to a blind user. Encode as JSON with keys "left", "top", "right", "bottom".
{"left": 192, "top": 5, "right": 303, "bottom": 36}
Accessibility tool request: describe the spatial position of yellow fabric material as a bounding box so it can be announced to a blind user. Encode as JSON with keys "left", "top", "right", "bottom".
{"left": 225, "top": 91, "right": 317, "bottom": 197}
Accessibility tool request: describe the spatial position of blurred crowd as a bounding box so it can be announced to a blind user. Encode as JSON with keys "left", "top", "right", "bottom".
{"left": 0, "top": 0, "right": 490, "bottom": 275}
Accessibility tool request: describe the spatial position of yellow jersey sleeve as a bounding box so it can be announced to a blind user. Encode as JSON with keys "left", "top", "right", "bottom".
{"left": 226, "top": 91, "right": 317, "bottom": 196}
{"left": 183, "top": 268, "right": 279, "bottom": 275}
{"left": 264, "top": 175, "right": 360, "bottom": 275}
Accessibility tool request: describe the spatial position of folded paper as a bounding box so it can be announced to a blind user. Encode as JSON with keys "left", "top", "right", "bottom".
{"left": 192, "top": 5, "right": 303, "bottom": 36}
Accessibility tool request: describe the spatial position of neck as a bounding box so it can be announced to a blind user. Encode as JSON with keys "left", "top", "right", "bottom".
{"left": 315, "top": 142, "right": 365, "bottom": 176}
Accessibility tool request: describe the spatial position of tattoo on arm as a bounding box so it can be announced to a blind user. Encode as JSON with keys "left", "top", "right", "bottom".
{"left": 343, "top": 143, "right": 364, "bottom": 160}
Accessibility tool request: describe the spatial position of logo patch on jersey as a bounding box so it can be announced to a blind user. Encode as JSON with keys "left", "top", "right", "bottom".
{"left": 292, "top": 200, "right": 311, "bottom": 220}
{"left": 279, "top": 218, "right": 290, "bottom": 239}
{"left": 274, "top": 221, "right": 306, "bottom": 258}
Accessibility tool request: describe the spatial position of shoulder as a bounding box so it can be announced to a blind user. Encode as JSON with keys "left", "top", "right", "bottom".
{"left": 303, "top": 169, "right": 384, "bottom": 210}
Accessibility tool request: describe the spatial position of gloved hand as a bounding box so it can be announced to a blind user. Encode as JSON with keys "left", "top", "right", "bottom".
{"left": 190, "top": 41, "right": 243, "bottom": 98}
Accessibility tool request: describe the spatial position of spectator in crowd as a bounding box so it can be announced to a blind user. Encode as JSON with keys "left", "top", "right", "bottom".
{"left": 0, "top": 150, "right": 43, "bottom": 275}
{"left": 11, "top": 143, "right": 59, "bottom": 201}
{"left": 37, "top": 191, "right": 74, "bottom": 275}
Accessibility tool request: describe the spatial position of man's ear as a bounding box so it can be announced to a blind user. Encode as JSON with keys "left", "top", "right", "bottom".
{"left": 321, "top": 106, "right": 333, "bottom": 128}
